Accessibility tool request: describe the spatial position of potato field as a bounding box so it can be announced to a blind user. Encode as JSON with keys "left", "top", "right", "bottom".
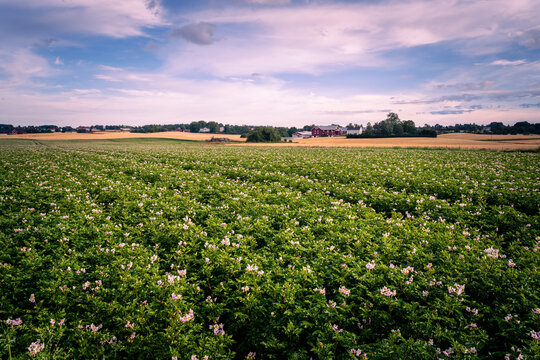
{"left": 1, "top": 139, "right": 539, "bottom": 359}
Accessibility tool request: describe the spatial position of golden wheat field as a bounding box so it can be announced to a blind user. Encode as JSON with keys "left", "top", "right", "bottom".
{"left": 4, "top": 131, "right": 540, "bottom": 150}
{"left": 257, "top": 133, "right": 540, "bottom": 150}
{"left": 3, "top": 131, "right": 243, "bottom": 142}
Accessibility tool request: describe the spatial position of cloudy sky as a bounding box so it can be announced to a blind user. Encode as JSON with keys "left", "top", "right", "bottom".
{"left": 1, "top": 0, "right": 539, "bottom": 127}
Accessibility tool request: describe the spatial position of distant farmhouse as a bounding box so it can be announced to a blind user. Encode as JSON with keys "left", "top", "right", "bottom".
{"left": 345, "top": 125, "right": 364, "bottom": 135}
{"left": 292, "top": 131, "right": 312, "bottom": 138}
{"left": 199, "top": 127, "right": 211, "bottom": 133}
{"left": 311, "top": 125, "right": 343, "bottom": 137}
{"left": 76, "top": 126, "right": 91, "bottom": 133}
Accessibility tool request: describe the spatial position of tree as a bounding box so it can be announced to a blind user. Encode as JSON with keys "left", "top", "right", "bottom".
{"left": 207, "top": 121, "right": 220, "bottom": 133}
{"left": 246, "top": 127, "right": 281, "bottom": 142}
{"left": 393, "top": 123, "right": 404, "bottom": 136}
{"left": 189, "top": 122, "right": 200, "bottom": 133}
{"left": 190, "top": 121, "right": 206, "bottom": 133}
{"left": 275, "top": 127, "right": 289, "bottom": 137}
{"left": 468, "top": 124, "right": 480, "bottom": 133}
{"left": 287, "top": 127, "right": 298, "bottom": 137}
{"left": 0, "top": 124, "right": 14, "bottom": 134}
{"left": 419, "top": 128, "right": 437, "bottom": 137}
{"left": 380, "top": 112, "right": 400, "bottom": 136}
{"left": 365, "top": 122, "right": 374, "bottom": 136}
{"left": 489, "top": 122, "right": 506, "bottom": 134}
{"left": 372, "top": 121, "right": 384, "bottom": 136}
{"left": 224, "top": 125, "right": 251, "bottom": 134}
{"left": 513, "top": 121, "right": 533, "bottom": 134}
{"left": 386, "top": 112, "right": 400, "bottom": 124}
{"left": 402, "top": 120, "right": 416, "bottom": 135}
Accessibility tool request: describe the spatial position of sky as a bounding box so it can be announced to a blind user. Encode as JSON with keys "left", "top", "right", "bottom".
{"left": 0, "top": 0, "right": 539, "bottom": 128}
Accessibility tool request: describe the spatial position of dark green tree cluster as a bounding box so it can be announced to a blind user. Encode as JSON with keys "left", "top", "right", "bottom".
{"left": 222, "top": 124, "right": 253, "bottom": 135}
{"left": 370, "top": 113, "right": 419, "bottom": 136}
{"left": 131, "top": 124, "right": 166, "bottom": 133}
{"left": 349, "top": 113, "right": 436, "bottom": 138}
{"left": 245, "top": 127, "right": 281, "bottom": 142}
{"left": 188, "top": 121, "right": 220, "bottom": 133}
{"left": 0, "top": 124, "right": 63, "bottom": 134}
{"left": 438, "top": 121, "right": 540, "bottom": 135}
{"left": 104, "top": 125, "right": 125, "bottom": 131}
{"left": 0, "top": 124, "right": 14, "bottom": 133}
{"left": 130, "top": 121, "right": 221, "bottom": 134}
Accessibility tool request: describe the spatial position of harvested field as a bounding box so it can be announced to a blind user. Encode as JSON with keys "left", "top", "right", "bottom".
{"left": 238, "top": 133, "right": 540, "bottom": 150}
{"left": 3, "top": 131, "right": 244, "bottom": 142}
{"left": 4, "top": 131, "right": 539, "bottom": 150}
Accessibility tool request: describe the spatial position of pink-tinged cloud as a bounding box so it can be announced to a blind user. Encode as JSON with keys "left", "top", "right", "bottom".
{"left": 0, "top": 48, "right": 54, "bottom": 85}
{"left": 0, "top": 0, "right": 166, "bottom": 38}
{"left": 159, "top": 0, "right": 540, "bottom": 77}
{"left": 1, "top": 71, "right": 537, "bottom": 127}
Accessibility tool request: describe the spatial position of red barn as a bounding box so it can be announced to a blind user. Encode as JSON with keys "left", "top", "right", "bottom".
{"left": 311, "top": 125, "right": 343, "bottom": 137}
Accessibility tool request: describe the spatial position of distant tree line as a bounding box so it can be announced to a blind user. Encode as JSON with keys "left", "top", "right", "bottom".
{"left": 131, "top": 122, "right": 304, "bottom": 137}
{"left": 347, "top": 113, "right": 437, "bottom": 138}
{"left": 0, "top": 122, "right": 318, "bottom": 137}
{"left": 0, "top": 124, "right": 135, "bottom": 134}
{"left": 2, "top": 119, "right": 538, "bottom": 137}
{"left": 0, "top": 124, "right": 64, "bottom": 134}
{"left": 433, "top": 121, "right": 540, "bottom": 135}
{"left": 130, "top": 121, "right": 249, "bottom": 134}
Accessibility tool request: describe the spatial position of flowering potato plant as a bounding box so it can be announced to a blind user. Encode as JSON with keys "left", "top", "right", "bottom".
{"left": 0, "top": 139, "right": 538, "bottom": 359}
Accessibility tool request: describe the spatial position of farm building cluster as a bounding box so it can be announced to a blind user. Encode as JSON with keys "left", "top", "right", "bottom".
{"left": 292, "top": 125, "right": 364, "bottom": 138}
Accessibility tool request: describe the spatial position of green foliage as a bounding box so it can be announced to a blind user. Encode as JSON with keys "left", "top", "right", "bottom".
{"left": 419, "top": 128, "right": 437, "bottom": 137}
{"left": 190, "top": 121, "right": 205, "bottom": 133}
{"left": 348, "top": 113, "right": 437, "bottom": 138}
{"left": 287, "top": 127, "right": 298, "bottom": 137}
{"left": 0, "top": 139, "right": 538, "bottom": 359}
{"left": 246, "top": 127, "right": 281, "bottom": 143}
{"left": 207, "top": 121, "right": 220, "bottom": 134}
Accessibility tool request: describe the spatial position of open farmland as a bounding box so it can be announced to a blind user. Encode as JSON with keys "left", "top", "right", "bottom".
{"left": 5, "top": 132, "right": 540, "bottom": 151}
{"left": 1, "top": 139, "right": 539, "bottom": 360}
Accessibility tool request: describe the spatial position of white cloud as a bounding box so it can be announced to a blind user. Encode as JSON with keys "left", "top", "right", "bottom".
{"left": 94, "top": 74, "right": 122, "bottom": 82}
{"left": 0, "top": 0, "right": 167, "bottom": 92}
{"left": 94, "top": 71, "right": 152, "bottom": 83}
{"left": 99, "top": 65, "right": 124, "bottom": 71}
{"left": 490, "top": 59, "right": 527, "bottom": 66}
{"left": 0, "top": 48, "right": 54, "bottom": 86}
{"left": 72, "top": 88, "right": 101, "bottom": 95}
